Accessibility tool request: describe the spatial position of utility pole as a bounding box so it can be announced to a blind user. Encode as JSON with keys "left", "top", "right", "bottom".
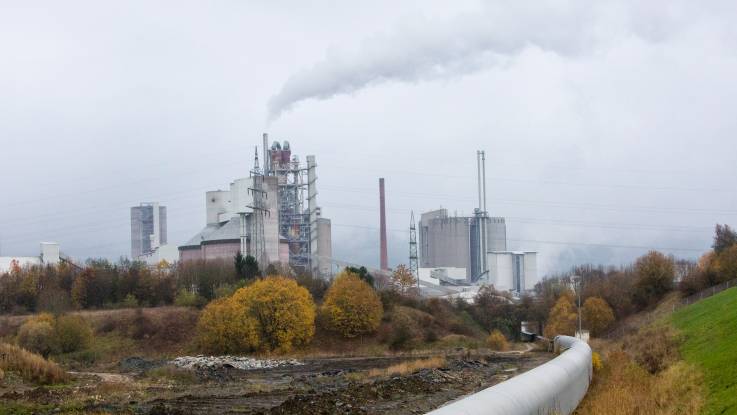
{"left": 572, "top": 275, "right": 582, "bottom": 336}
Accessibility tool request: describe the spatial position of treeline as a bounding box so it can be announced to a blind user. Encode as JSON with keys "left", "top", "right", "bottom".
{"left": 0, "top": 254, "right": 279, "bottom": 314}
{"left": 532, "top": 224, "right": 737, "bottom": 338}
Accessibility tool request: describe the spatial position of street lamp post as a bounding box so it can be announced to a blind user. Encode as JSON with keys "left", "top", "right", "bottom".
{"left": 571, "top": 275, "right": 582, "bottom": 337}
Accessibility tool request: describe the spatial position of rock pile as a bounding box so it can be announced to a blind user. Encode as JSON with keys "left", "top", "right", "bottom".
{"left": 170, "top": 356, "right": 303, "bottom": 371}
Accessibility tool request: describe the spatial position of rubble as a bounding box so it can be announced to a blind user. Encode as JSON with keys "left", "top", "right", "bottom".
{"left": 170, "top": 356, "right": 304, "bottom": 371}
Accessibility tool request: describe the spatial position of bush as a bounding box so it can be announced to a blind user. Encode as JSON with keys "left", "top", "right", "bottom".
{"left": 54, "top": 315, "right": 93, "bottom": 353}
{"left": 592, "top": 352, "right": 603, "bottom": 372}
{"left": 196, "top": 298, "right": 259, "bottom": 354}
{"left": 382, "top": 307, "right": 421, "bottom": 351}
{"left": 121, "top": 294, "right": 138, "bottom": 308}
{"left": 174, "top": 289, "right": 205, "bottom": 307}
{"left": 486, "top": 329, "right": 509, "bottom": 351}
{"left": 626, "top": 323, "right": 681, "bottom": 374}
{"left": 127, "top": 309, "right": 157, "bottom": 340}
{"left": 17, "top": 320, "right": 56, "bottom": 357}
{"left": 320, "top": 271, "right": 383, "bottom": 338}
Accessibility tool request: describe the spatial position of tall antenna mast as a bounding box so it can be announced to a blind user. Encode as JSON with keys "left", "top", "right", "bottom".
{"left": 409, "top": 211, "right": 419, "bottom": 292}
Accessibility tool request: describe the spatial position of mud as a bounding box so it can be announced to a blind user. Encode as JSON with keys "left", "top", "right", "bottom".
{"left": 0, "top": 351, "right": 550, "bottom": 415}
{"left": 138, "top": 352, "right": 551, "bottom": 415}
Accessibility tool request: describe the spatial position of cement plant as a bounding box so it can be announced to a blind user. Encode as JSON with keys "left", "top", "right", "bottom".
{"left": 2, "top": 2, "right": 736, "bottom": 415}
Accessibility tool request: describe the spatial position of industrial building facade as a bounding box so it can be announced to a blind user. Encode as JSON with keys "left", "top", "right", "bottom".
{"left": 486, "top": 251, "right": 538, "bottom": 293}
{"left": 419, "top": 208, "right": 507, "bottom": 282}
{"left": 179, "top": 135, "right": 332, "bottom": 276}
{"left": 130, "top": 203, "right": 167, "bottom": 259}
{"left": 417, "top": 151, "right": 538, "bottom": 295}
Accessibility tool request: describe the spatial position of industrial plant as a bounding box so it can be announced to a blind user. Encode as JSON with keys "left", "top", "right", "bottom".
{"left": 179, "top": 134, "right": 332, "bottom": 276}
{"left": 417, "top": 151, "right": 538, "bottom": 296}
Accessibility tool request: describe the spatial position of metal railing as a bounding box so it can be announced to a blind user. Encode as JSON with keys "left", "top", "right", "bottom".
{"left": 426, "top": 336, "right": 592, "bottom": 415}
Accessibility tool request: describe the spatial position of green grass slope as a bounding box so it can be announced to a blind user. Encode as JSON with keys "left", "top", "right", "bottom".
{"left": 672, "top": 287, "right": 737, "bottom": 415}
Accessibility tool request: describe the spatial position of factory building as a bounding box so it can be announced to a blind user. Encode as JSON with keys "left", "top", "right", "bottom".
{"left": 0, "top": 242, "right": 60, "bottom": 274}
{"left": 486, "top": 251, "right": 538, "bottom": 294}
{"left": 419, "top": 209, "right": 507, "bottom": 282}
{"left": 179, "top": 175, "right": 284, "bottom": 265}
{"left": 416, "top": 151, "right": 539, "bottom": 297}
{"left": 130, "top": 203, "right": 167, "bottom": 259}
{"left": 179, "top": 134, "right": 332, "bottom": 276}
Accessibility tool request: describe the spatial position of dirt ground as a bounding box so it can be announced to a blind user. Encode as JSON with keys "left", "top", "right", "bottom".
{"left": 0, "top": 350, "right": 551, "bottom": 415}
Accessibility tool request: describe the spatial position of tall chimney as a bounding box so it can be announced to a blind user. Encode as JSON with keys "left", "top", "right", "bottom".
{"left": 262, "top": 133, "right": 269, "bottom": 174}
{"left": 379, "top": 178, "right": 388, "bottom": 270}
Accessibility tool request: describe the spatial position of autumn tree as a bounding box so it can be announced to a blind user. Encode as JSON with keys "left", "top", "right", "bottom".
{"left": 391, "top": 264, "right": 416, "bottom": 294}
{"left": 582, "top": 296, "right": 615, "bottom": 336}
{"left": 345, "top": 266, "right": 374, "bottom": 287}
{"left": 633, "top": 251, "right": 674, "bottom": 309}
{"left": 543, "top": 291, "right": 577, "bottom": 337}
{"left": 713, "top": 224, "right": 737, "bottom": 254}
{"left": 716, "top": 244, "right": 737, "bottom": 282}
{"left": 320, "top": 271, "right": 383, "bottom": 338}
{"left": 231, "top": 276, "right": 316, "bottom": 352}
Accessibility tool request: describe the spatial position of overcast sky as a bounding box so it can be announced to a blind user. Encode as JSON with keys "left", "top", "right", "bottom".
{"left": 1, "top": 1, "right": 736, "bottom": 275}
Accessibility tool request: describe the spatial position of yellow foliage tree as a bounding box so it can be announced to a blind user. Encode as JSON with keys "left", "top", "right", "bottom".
{"left": 487, "top": 329, "right": 509, "bottom": 351}
{"left": 196, "top": 297, "right": 259, "bottom": 354}
{"left": 231, "top": 276, "right": 316, "bottom": 352}
{"left": 582, "top": 296, "right": 615, "bottom": 336}
{"left": 544, "top": 292, "right": 578, "bottom": 337}
{"left": 320, "top": 271, "right": 383, "bottom": 338}
{"left": 391, "top": 264, "right": 416, "bottom": 295}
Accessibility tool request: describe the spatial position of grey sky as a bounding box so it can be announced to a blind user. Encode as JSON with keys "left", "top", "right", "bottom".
{"left": 1, "top": 1, "right": 736, "bottom": 275}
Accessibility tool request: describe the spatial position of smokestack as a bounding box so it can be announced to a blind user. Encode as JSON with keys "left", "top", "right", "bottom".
{"left": 379, "top": 178, "right": 388, "bottom": 270}
{"left": 262, "top": 133, "right": 269, "bottom": 174}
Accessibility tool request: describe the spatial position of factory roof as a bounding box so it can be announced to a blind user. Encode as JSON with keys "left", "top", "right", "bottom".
{"left": 180, "top": 216, "right": 242, "bottom": 248}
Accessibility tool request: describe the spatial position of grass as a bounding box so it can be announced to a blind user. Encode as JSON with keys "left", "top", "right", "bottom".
{"left": 672, "top": 286, "right": 737, "bottom": 415}
{"left": 367, "top": 356, "right": 446, "bottom": 378}
{"left": 0, "top": 342, "right": 68, "bottom": 384}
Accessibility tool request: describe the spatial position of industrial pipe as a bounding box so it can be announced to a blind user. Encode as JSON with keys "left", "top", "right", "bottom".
{"left": 426, "top": 336, "right": 592, "bottom": 415}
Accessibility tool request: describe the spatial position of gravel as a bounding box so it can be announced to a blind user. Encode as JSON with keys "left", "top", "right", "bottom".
{"left": 170, "top": 356, "right": 304, "bottom": 371}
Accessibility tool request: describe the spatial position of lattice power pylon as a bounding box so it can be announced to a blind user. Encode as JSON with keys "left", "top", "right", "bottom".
{"left": 248, "top": 147, "right": 269, "bottom": 267}
{"left": 409, "top": 210, "right": 419, "bottom": 289}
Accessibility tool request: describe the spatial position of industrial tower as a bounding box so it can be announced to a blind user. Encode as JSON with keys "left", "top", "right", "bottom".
{"left": 379, "top": 178, "right": 388, "bottom": 270}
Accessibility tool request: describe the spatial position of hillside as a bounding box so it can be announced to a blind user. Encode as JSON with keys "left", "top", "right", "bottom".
{"left": 672, "top": 286, "right": 737, "bottom": 415}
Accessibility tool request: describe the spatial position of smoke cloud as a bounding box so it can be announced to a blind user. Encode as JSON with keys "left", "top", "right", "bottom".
{"left": 268, "top": 2, "right": 654, "bottom": 120}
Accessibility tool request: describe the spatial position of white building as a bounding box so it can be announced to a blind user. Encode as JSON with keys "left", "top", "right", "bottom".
{"left": 0, "top": 242, "right": 60, "bottom": 274}
{"left": 486, "top": 251, "right": 538, "bottom": 294}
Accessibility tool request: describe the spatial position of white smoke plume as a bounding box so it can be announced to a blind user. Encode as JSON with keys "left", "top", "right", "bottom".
{"left": 267, "top": 2, "right": 674, "bottom": 120}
